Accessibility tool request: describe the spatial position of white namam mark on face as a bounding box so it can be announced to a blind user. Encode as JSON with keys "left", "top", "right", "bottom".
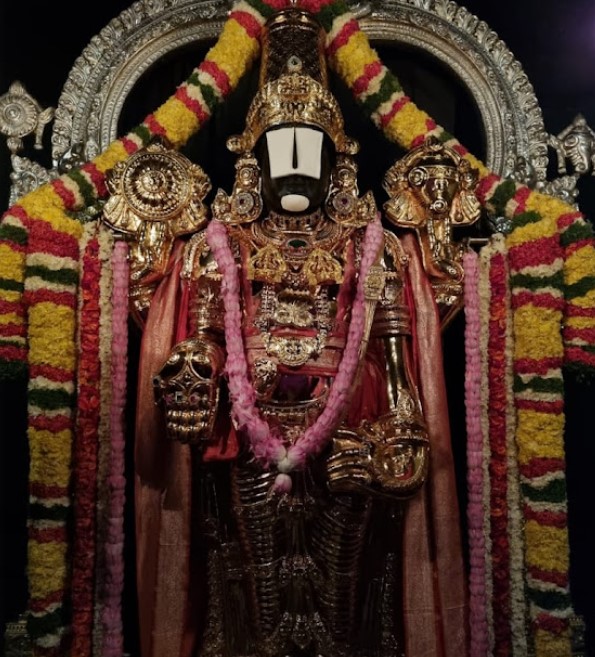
{"left": 265, "top": 127, "right": 323, "bottom": 180}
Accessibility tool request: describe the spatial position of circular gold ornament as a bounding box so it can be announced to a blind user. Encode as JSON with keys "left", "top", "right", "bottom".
{"left": 120, "top": 150, "right": 193, "bottom": 221}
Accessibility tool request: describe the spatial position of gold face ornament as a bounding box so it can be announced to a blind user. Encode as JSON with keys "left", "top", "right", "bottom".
{"left": 383, "top": 137, "right": 481, "bottom": 232}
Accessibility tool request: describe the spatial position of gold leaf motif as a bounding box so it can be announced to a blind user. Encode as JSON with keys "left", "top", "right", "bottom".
{"left": 247, "top": 243, "right": 287, "bottom": 283}
{"left": 302, "top": 248, "right": 343, "bottom": 286}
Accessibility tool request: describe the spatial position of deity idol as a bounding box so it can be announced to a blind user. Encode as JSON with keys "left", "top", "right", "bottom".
{"left": 101, "top": 8, "right": 480, "bottom": 657}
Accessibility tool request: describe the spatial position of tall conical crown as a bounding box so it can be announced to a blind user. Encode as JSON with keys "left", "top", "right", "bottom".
{"left": 227, "top": 8, "right": 358, "bottom": 155}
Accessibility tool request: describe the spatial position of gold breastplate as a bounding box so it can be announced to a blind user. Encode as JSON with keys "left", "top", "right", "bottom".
{"left": 232, "top": 210, "right": 358, "bottom": 439}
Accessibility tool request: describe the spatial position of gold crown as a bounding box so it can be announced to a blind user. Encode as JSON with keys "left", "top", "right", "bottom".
{"left": 228, "top": 8, "right": 358, "bottom": 156}
{"left": 228, "top": 68, "right": 358, "bottom": 155}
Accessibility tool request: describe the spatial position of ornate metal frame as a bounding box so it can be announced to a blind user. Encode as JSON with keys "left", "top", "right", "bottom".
{"left": 2, "top": 0, "right": 593, "bottom": 205}
{"left": 50, "top": 0, "right": 549, "bottom": 172}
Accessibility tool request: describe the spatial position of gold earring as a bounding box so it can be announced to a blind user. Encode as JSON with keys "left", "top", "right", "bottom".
{"left": 325, "top": 155, "right": 376, "bottom": 227}
{"left": 211, "top": 152, "right": 263, "bottom": 225}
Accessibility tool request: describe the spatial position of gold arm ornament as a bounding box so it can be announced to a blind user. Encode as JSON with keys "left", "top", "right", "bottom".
{"left": 100, "top": 139, "right": 211, "bottom": 323}
{"left": 328, "top": 243, "right": 430, "bottom": 499}
{"left": 383, "top": 137, "right": 481, "bottom": 327}
{"left": 327, "top": 413, "right": 429, "bottom": 500}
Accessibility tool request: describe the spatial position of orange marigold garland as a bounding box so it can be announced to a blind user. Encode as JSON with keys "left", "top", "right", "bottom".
{"left": 71, "top": 223, "right": 102, "bottom": 657}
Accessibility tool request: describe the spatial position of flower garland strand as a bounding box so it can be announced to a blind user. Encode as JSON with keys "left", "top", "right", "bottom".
{"left": 71, "top": 224, "right": 102, "bottom": 657}
{"left": 100, "top": 241, "right": 129, "bottom": 657}
{"left": 463, "top": 249, "right": 488, "bottom": 657}
{"left": 506, "top": 212, "right": 574, "bottom": 655}
{"left": 478, "top": 243, "right": 495, "bottom": 655}
{"left": 482, "top": 238, "right": 514, "bottom": 656}
{"left": 205, "top": 218, "right": 383, "bottom": 491}
{"left": 498, "top": 234, "right": 528, "bottom": 657}
{"left": 93, "top": 227, "right": 115, "bottom": 657}
{"left": 24, "top": 212, "right": 81, "bottom": 655}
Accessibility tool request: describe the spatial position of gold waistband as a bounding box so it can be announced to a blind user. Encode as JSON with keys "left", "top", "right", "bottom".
{"left": 245, "top": 333, "right": 347, "bottom": 375}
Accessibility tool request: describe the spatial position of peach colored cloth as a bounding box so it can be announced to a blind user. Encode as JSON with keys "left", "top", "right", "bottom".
{"left": 402, "top": 233, "right": 469, "bottom": 657}
{"left": 135, "top": 244, "right": 197, "bottom": 657}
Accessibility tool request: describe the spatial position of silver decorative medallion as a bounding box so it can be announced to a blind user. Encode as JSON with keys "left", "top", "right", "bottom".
{"left": 0, "top": 81, "right": 53, "bottom": 153}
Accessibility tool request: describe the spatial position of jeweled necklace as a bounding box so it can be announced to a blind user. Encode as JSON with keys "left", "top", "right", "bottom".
{"left": 206, "top": 216, "right": 384, "bottom": 493}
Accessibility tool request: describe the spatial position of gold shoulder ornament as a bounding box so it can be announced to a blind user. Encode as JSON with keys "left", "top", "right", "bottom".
{"left": 101, "top": 139, "right": 211, "bottom": 322}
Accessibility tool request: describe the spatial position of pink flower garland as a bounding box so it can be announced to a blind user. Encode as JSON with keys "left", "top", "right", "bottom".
{"left": 463, "top": 249, "right": 489, "bottom": 657}
{"left": 206, "top": 217, "right": 384, "bottom": 493}
{"left": 101, "top": 240, "right": 129, "bottom": 657}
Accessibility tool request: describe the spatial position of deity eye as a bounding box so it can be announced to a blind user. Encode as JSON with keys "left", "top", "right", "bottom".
{"left": 408, "top": 167, "right": 427, "bottom": 187}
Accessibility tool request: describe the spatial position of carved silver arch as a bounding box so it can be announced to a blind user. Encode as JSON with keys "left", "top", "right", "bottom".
{"left": 362, "top": 0, "right": 549, "bottom": 182}
{"left": 51, "top": 0, "right": 230, "bottom": 163}
{"left": 50, "top": 0, "right": 546, "bottom": 182}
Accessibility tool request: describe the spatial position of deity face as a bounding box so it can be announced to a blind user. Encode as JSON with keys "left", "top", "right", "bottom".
{"left": 259, "top": 125, "right": 333, "bottom": 214}
{"left": 408, "top": 163, "right": 459, "bottom": 216}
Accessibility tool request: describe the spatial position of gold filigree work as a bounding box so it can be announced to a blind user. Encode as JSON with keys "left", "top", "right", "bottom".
{"left": 101, "top": 140, "right": 211, "bottom": 322}
{"left": 262, "top": 335, "right": 320, "bottom": 368}
{"left": 211, "top": 153, "right": 263, "bottom": 225}
{"left": 325, "top": 155, "right": 378, "bottom": 227}
{"left": 248, "top": 243, "right": 288, "bottom": 283}
{"left": 229, "top": 71, "right": 358, "bottom": 157}
{"left": 153, "top": 337, "right": 225, "bottom": 446}
{"left": 383, "top": 137, "right": 481, "bottom": 325}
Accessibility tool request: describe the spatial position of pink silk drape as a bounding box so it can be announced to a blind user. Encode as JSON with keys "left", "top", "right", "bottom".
{"left": 134, "top": 243, "right": 198, "bottom": 657}
{"left": 401, "top": 233, "right": 469, "bottom": 657}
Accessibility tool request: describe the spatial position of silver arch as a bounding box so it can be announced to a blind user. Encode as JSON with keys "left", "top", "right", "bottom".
{"left": 50, "top": 0, "right": 548, "bottom": 180}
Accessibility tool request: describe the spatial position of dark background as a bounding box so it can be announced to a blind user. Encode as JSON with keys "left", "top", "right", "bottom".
{"left": 1, "top": 0, "right": 594, "bottom": 654}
